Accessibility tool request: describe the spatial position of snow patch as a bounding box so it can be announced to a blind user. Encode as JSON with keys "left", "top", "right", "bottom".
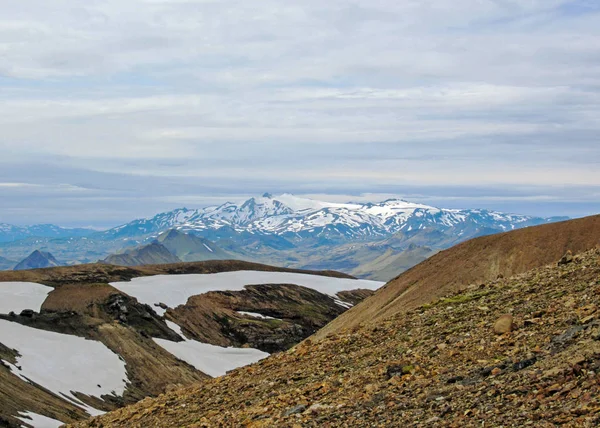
{"left": 111, "top": 271, "right": 383, "bottom": 317}
{"left": 0, "top": 320, "right": 128, "bottom": 416}
{"left": 202, "top": 243, "right": 213, "bottom": 253}
{"left": 16, "top": 411, "right": 63, "bottom": 428}
{"left": 237, "top": 311, "right": 280, "bottom": 320}
{"left": 155, "top": 321, "right": 269, "bottom": 377}
{"left": 0, "top": 282, "right": 53, "bottom": 314}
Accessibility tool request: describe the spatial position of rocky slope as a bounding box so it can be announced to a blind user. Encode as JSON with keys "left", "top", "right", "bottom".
{"left": 166, "top": 284, "right": 374, "bottom": 353}
{"left": 103, "top": 242, "right": 182, "bottom": 266}
{"left": 71, "top": 247, "right": 600, "bottom": 427}
{"left": 13, "top": 250, "right": 61, "bottom": 271}
{"left": 0, "top": 261, "right": 376, "bottom": 427}
{"left": 316, "top": 214, "right": 600, "bottom": 340}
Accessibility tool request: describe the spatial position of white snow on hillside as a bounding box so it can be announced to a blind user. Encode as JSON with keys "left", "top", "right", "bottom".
{"left": 0, "top": 320, "right": 128, "bottom": 416}
{"left": 16, "top": 411, "right": 62, "bottom": 428}
{"left": 0, "top": 282, "right": 52, "bottom": 314}
{"left": 154, "top": 321, "right": 269, "bottom": 377}
{"left": 110, "top": 271, "right": 383, "bottom": 316}
{"left": 237, "top": 311, "right": 280, "bottom": 320}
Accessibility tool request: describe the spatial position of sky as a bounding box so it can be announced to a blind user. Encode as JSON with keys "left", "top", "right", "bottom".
{"left": 1, "top": 0, "right": 599, "bottom": 227}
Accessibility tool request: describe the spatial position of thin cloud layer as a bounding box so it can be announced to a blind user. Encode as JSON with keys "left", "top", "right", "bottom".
{"left": 0, "top": 0, "right": 599, "bottom": 225}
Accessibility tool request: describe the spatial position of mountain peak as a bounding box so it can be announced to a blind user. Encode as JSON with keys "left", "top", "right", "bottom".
{"left": 262, "top": 192, "right": 273, "bottom": 198}
{"left": 13, "top": 249, "right": 61, "bottom": 271}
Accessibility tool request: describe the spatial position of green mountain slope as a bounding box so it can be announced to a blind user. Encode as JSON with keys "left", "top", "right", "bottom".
{"left": 156, "top": 229, "right": 233, "bottom": 262}
{"left": 103, "top": 242, "right": 181, "bottom": 266}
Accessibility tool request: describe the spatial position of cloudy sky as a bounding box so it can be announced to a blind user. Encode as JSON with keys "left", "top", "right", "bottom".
{"left": 1, "top": 0, "right": 599, "bottom": 227}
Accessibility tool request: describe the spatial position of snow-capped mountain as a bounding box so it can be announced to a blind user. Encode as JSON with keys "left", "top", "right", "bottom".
{"left": 100, "top": 194, "right": 567, "bottom": 242}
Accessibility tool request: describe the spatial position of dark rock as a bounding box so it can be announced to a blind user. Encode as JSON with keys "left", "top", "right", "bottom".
{"left": 513, "top": 357, "right": 537, "bottom": 371}
{"left": 19, "top": 309, "right": 35, "bottom": 318}
{"left": 386, "top": 364, "right": 413, "bottom": 379}
{"left": 283, "top": 404, "right": 306, "bottom": 416}
{"left": 558, "top": 250, "right": 574, "bottom": 265}
{"left": 552, "top": 325, "right": 584, "bottom": 345}
{"left": 446, "top": 375, "right": 464, "bottom": 384}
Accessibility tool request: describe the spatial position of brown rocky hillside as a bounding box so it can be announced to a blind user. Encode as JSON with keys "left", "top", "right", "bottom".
{"left": 316, "top": 214, "right": 600, "bottom": 340}
{"left": 0, "top": 260, "right": 363, "bottom": 427}
{"left": 71, "top": 247, "right": 600, "bottom": 427}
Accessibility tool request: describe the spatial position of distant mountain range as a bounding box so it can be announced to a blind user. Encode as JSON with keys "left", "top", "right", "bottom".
{"left": 0, "top": 255, "right": 17, "bottom": 270}
{"left": 100, "top": 193, "right": 566, "bottom": 242}
{"left": 0, "top": 194, "right": 569, "bottom": 279}
{"left": 0, "top": 223, "right": 94, "bottom": 243}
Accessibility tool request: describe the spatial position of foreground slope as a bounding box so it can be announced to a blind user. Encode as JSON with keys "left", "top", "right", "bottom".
{"left": 316, "top": 214, "right": 600, "bottom": 339}
{"left": 72, "top": 247, "right": 600, "bottom": 427}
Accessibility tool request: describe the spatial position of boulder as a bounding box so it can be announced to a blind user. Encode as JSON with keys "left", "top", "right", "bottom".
{"left": 493, "top": 314, "right": 514, "bottom": 334}
{"left": 558, "top": 250, "right": 574, "bottom": 265}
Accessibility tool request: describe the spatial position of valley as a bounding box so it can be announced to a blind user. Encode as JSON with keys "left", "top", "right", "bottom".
{"left": 0, "top": 261, "right": 380, "bottom": 427}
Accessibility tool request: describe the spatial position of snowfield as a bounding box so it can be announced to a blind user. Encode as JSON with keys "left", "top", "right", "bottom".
{"left": 0, "top": 320, "right": 128, "bottom": 416}
{"left": 16, "top": 411, "right": 63, "bottom": 428}
{"left": 0, "top": 282, "right": 52, "bottom": 314}
{"left": 154, "top": 321, "right": 269, "bottom": 377}
{"left": 110, "top": 271, "right": 383, "bottom": 315}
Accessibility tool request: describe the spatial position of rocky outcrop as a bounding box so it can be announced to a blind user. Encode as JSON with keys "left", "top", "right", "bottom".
{"left": 167, "top": 284, "right": 374, "bottom": 353}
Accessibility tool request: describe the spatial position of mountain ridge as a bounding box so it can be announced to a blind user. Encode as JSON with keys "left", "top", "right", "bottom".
{"left": 315, "top": 214, "right": 600, "bottom": 340}
{"left": 0, "top": 195, "right": 570, "bottom": 279}
{"left": 99, "top": 194, "right": 567, "bottom": 243}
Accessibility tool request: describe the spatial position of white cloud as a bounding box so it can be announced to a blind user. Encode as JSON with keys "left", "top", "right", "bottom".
{"left": 0, "top": 0, "right": 599, "bottom": 223}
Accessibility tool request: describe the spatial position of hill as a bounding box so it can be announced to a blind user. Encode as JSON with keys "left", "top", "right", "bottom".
{"left": 315, "top": 214, "right": 600, "bottom": 340}
{"left": 103, "top": 242, "right": 181, "bottom": 266}
{"left": 68, "top": 246, "right": 600, "bottom": 427}
{"left": 156, "top": 229, "right": 232, "bottom": 262}
{"left": 0, "top": 256, "right": 16, "bottom": 271}
{"left": 13, "top": 250, "right": 61, "bottom": 271}
{"left": 0, "top": 260, "right": 380, "bottom": 426}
